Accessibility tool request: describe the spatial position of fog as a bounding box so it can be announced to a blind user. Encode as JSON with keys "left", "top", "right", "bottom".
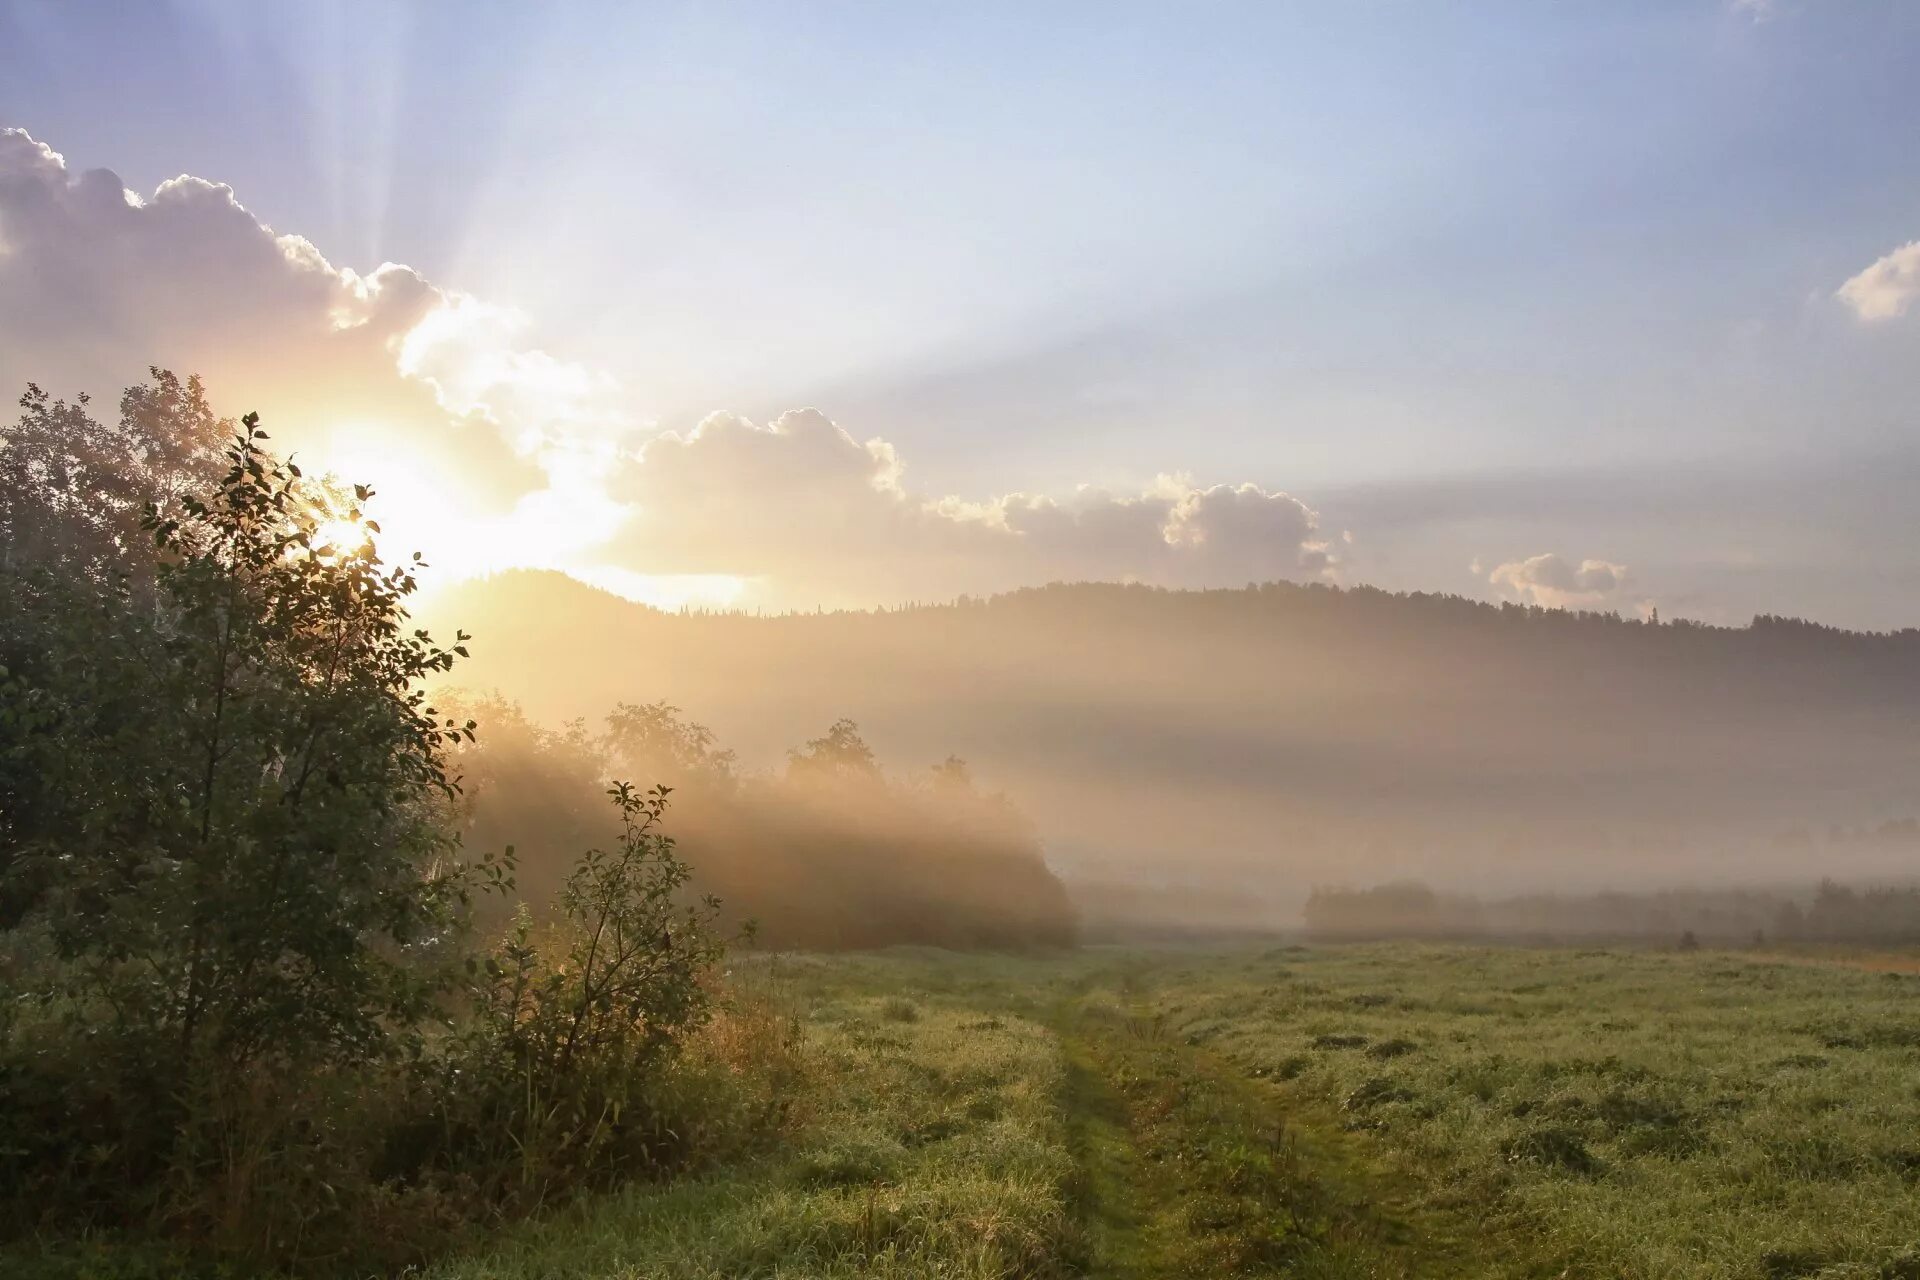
{"left": 441, "top": 694, "right": 1077, "bottom": 950}
{"left": 421, "top": 570, "right": 1920, "bottom": 938}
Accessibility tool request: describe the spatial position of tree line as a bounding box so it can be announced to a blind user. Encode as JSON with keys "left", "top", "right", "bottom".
{"left": 448, "top": 696, "right": 1075, "bottom": 952}
{"left": 1303, "top": 879, "right": 1920, "bottom": 946}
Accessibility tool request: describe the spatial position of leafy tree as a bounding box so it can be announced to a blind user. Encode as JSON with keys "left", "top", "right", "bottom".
{"left": 605, "top": 699, "right": 737, "bottom": 783}
{"left": 4, "top": 412, "right": 478, "bottom": 1086}
{"left": 0, "top": 370, "right": 225, "bottom": 584}
{"left": 0, "top": 375, "right": 752, "bottom": 1263}
{"left": 786, "top": 716, "right": 879, "bottom": 782}
{"left": 486, "top": 782, "right": 726, "bottom": 1074}
{"left": 929, "top": 754, "right": 974, "bottom": 791}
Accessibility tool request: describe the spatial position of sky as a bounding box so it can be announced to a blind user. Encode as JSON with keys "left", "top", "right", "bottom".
{"left": 3, "top": 0, "right": 1919, "bottom": 624}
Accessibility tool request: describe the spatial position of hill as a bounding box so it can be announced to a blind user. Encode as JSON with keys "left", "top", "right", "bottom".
{"left": 422, "top": 572, "right": 1920, "bottom": 918}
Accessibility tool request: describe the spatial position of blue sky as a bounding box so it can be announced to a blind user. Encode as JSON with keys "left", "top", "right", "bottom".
{"left": 4, "top": 1, "right": 1919, "bottom": 623}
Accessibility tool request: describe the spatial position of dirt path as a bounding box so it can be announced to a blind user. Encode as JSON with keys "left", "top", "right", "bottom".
{"left": 1049, "top": 995, "right": 1551, "bottom": 1279}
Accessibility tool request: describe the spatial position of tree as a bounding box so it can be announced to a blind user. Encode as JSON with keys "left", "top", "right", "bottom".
{"left": 441, "top": 781, "right": 730, "bottom": 1200}
{"left": 605, "top": 699, "right": 736, "bottom": 783}
{"left": 786, "top": 717, "right": 879, "bottom": 782}
{"left": 4, "top": 413, "right": 477, "bottom": 1078}
{"left": 929, "top": 754, "right": 974, "bottom": 791}
{"left": 0, "top": 369, "right": 225, "bottom": 584}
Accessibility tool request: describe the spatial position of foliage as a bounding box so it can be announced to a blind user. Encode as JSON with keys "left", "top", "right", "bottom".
{"left": 785, "top": 717, "right": 879, "bottom": 783}
{"left": 0, "top": 371, "right": 225, "bottom": 585}
{"left": 449, "top": 704, "right": 1079, "bottom": 951}
{"left": 417, "top": 782, "right": 733, "bottom": 1207}
{"left": 421, "top": 969, "right": 1073, "bottom": 1280}
{"left": 1303, "top": 879, "right": 1920, "bottom": 947}
{"left": 7, "top": 415, "right": 473, "bottom": 1070}
{"left": 1775, "top": 879, "right": 1920, "bottom": 945}
{"left": 0, "top": 374, "right": 750, "bottom": 1274}
{"left": 605, "top": 699, "right": 737, "bottom": 784}
{"left": 0, "top": 396, "right": 488, "bottom": 1245}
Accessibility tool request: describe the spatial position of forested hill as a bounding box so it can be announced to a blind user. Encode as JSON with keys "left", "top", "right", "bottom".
{"left": 425, "top": 571, "right": 1920, "bottom": 903}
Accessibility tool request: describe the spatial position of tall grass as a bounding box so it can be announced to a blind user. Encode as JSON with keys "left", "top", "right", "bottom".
{"left": 1148, "top": 944, "right": 1920, "bottom": 1278}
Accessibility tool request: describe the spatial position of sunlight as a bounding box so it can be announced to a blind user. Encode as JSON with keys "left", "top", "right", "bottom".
{"left": 314, "top": 516, "right": 371, "bottom": 556}
{"left": 12, "top": 10, "right": 1920, "bottom": 1275}
{"left": 318, "top": 426, "right": 636, "bottom": 594}
{"left": 320, "top": 430, "right": 473, "bottom": 578}
{"left": 571, "top": 566, "right": 750, "bottom": 611}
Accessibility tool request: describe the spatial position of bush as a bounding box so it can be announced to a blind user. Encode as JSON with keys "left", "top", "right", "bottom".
{"left": 0, "top": 385, "right": 762, "bottom": 1274}
{"left": 405, "top": 782, "right": 734, "bottom": 1209}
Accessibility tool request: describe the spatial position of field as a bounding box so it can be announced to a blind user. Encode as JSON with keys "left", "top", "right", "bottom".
{"left": 423, "top": 944, "right": 1920, "bottom": 1280}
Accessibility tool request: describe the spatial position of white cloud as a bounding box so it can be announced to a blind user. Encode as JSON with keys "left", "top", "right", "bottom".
{"left": 608, "top": 408, "right": 1337, "bottom": 608}
{"left": 1487, "top": 553, "right": 1630, "bottom": 610}
{"left": 0, "top": 127, "right": 604, "bottom": 512}
{"left": 1837, "top": 240, "right": 1920, "bottom": 322}
{"left": 396, "top": 294, "right": 628, "bottom": 451}
{"left": 2, "top": 127, "right": 1343, "bottom": 608}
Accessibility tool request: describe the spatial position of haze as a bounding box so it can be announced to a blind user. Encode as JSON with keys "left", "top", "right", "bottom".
{"left": 5, "top": 0, "right": 1920, "bottom": 931}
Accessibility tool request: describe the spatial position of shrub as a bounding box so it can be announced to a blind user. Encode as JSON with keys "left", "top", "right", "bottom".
{"left": 402, "top": 782, "right": 734, "bottom": 1210}
{"left": 880, "top": 996, "right": 923, "bottom": 1023}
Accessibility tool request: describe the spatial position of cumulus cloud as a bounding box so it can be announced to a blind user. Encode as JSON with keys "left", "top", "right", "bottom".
{"left": 2, "top": 127, "right": 1343, "bottom": 607}
{"left": 0, "top": 127, "right": 598, "bottom": 511}
{"left": 607, "top": 408, "right": 1337, "bottom": 607}
{"left": 1837, "top": 240, "right": 1920, "bottom": 322}
{"left": 1486, "top": 553, "right": 1630, "bottom": 610}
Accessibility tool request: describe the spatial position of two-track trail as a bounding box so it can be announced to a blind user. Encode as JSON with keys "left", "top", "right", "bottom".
{"left": 1044, "top": 977, "right": 1559, "bottom": 1279}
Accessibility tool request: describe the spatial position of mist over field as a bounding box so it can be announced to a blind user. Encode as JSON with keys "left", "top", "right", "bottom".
{"left": 11, "top": 5, "right": 1920, "bottom": 1275}
{"left": 424, "top": 569, "right": 1920, "bottom": 929}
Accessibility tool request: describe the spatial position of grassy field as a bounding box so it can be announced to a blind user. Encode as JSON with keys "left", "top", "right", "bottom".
{"left": 422, "top": 941, "right": 1920, "bottom": 1280}
{"left": 30, "top": 943, "right": 1917, "bottom": 1278}
{"left": 427, "top": 954, "right": 1074, "bottom": 1280}
{"left": 1139, "top": 945, "right": 1920, "bottom": 1279}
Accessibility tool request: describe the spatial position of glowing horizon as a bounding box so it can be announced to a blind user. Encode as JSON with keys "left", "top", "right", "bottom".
{"left": 6, "top": 4, "right": 1920, "bottom": 626}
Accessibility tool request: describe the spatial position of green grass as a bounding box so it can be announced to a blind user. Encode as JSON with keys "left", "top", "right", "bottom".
{"left": 1055, "top": 995, "right": 1519, "bottom": 1279}
{"left": 746, "top": 945, "right": 1920, "bottom": 1279}
{"left": 23, "top": 943, "right": 1920, "bottom": 1278}
{"left": 429, "top": 947, "right": 1580, "bottom": 1279}
{"left": 1136, "top": 943, "right": 1920, "bottom": 1279}
{"left": 425, "top": 955, "right": 1076, "bottom": 1279}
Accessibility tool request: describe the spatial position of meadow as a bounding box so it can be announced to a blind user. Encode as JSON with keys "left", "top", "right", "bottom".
{"left": 413, "top": 943, "right": 1920, "bottom": 1280}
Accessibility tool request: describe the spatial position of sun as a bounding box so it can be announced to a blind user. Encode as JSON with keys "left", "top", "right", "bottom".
{"left": 315, "top": 516, "right": 373, "bottom": 557}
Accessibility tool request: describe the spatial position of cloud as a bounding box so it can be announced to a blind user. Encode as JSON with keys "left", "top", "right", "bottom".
{"left": 607, "top": 407, "right": 1337, "bottom": 607}
{"left": 1486, "top": 553, "right": 1630, "bottom": 610}
{"left": 1837, "top": 240, "right": 1920, "bottom": 322}
{"left": 0, "top": 127, "right": 600, "bottom": 515}
{"left": 2, "top": 127, "right": 1342, "bottom": 608}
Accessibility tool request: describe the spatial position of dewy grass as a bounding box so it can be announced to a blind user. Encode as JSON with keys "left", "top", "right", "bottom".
{"left": 427, "top": 962, "right": 1076, "bottom": 1280}
{"left": 46, "top": 943, "right": 1916, "bottom": 1279}
{"left": 430, "top": 943, "right": 1920, "bottom": 1280}
{"left": 1137, "top": 943, "right": 1920, "bottom": 1280}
